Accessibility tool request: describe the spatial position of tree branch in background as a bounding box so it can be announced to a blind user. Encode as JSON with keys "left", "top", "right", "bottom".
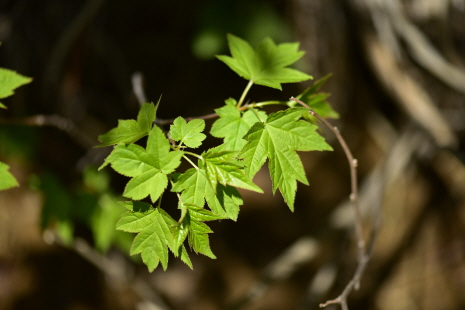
{"left": 290, "top": 96, "right": 370, "bottom": 310}
{"left": 0, "top": 114, "right": 95, "bottom": 149}
{"left": 131, "top": 72, "right": 148, "bottom": 105}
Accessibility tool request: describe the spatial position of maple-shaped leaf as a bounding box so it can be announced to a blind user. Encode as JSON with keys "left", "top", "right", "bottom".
{"left": 0, "top": 161, "right": 18, "bottom": 190}
{"left": 101, "top": 126, "right": 183, "bottom": 202}
{"left": 179, "top": 204, "right": 224, "bottom": 258}
{"left": 210, "top": 100, "right": 267, "bottom": 151}
{"left": 0, "top": 67, "right": 32, "bottom": 109}
{"left": 288, "top": 74, "right": 339, "bottom": 119}
{"left": 97, "top": 102, "right": 158, "bottom": 147}
{"left": 172, "top": 167, "right": 242, "bottom": 220}
{"left": 116, "top": 201, "right": 177, "bottom": 271}
{"left": 169, "top": 117, "right": 206, "bottom": 148}
{"left": 216, "top": 34, "right": 312, "bottom": 90}
{"left": 240, "top": 108, "right": 332, "bottom": 210}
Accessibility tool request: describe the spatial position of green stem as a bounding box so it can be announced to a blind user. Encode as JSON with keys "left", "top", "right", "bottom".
{"left": 242, "top": 100, "right": 285, "bottom": 110}
{"left": 183, "top": 153, "right": 202, "bottom": 169}
{"left": 237, "top": 80, "right": 254, "bottom": 108}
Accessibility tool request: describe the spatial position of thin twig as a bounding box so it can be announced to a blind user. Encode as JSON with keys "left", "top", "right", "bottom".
{"left": 290, "top": 96, "right": 367, "bottom": 309}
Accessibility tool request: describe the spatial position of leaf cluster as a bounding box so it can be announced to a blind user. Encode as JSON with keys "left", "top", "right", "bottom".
{"left": 98, "top": 34, "right": 337, "bottom": 271}
{"left": 0, "top": 44, "right": 32, "bottom": 191}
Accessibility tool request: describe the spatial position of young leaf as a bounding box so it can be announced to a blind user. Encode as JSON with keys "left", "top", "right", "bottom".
{"left": 97, "top": 102, "right": 158, "bottom": 147}
{"left": 169, "top": 117, "right": 206, "bottom": 148}
{"left": 0, "top": 67, "right": 32, "bottom": 109}
{"left": 240, "top": 108, "right": 332, "bottom": 210}
{"left": 216, "top": 34, "right": 312, "bottom": 90}
{"left": 210, "top": 104, "right": 267, "bottom": 151}
{"left": 0, "top": 161, "right": 18, "bottom": 190}
{"left": 288, "top": 74, "right": 339, "bottom": 119}
{"left": 116, "top": 201, "right": 177, "bottom": 271}
{"left": 102, "top": 126, "right": 183, "bottom": 202}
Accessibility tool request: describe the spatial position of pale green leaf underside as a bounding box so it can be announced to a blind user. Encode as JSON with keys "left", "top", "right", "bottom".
{"left": 240, "top": 108, "right": 332, "bottom": 210}
{"left": 216, "top": 34, "right": 312, "bottom": 90}
{"left": 0, "top": 161, "right": 19, "bottom": 190}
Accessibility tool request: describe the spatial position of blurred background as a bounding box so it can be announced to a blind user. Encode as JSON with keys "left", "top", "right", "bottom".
{"left": 1, "top": 0, "right": 465, "bottom": 309}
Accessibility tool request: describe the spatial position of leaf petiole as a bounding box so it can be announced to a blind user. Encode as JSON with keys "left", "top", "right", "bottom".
{"left": 244, "top": 100, "right": 285, "bottom": 109}
{"left": 237, "top": 80, "right": 254, "bottom": 108}
{"left": 182, "top": 153, "right": 201, "bottom": 170}
{"left": 248, "top": 107, "right": 265, "bottom": 123}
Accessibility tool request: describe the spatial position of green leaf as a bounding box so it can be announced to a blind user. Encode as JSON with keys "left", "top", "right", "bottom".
{"left": 0, "top": 161, "right": 18, "bottom": 190}
{"left": 240, "top": 108, "right": 332, "bottom": 210}
{"left": 39, "top": 173, "right": 74, "bottom": 245}
{"left": 203, "top": 149, "right": 263, "bottom": 193}
{"left": 0, "top": 67, "right": 32, "bottom": 108}
{"left": 288, "top": 74, "right": 339, "bottom": 119}
{"left": 102, "top": 126, "right": 183, "bottom": 202}
{"left": 172, "top": 167, "right": 242, "bottom": 220}
{"left": 210, "top": 104, "right": 267, "bottom": 151}
{"left": 117, "top": 201, "right": 177, "bottom": 271}
{"left": 169, "top": 117, "right": 206, "bottom": 148}
{"left": 97, "top": 102, "right": 158, "bottom": 147}
{"left": 178, "top": 244, "right": 193, "bottom": 269}
{"left": 182, "top": 204, "right": 224, "bottom": 258}
{"left": 137, "top": 102, "right": 158, "bottom": 133}
{"left": 171, "top": 220, "right": 193, "bottom": 269}
{"left": 216, "top": 34, "right": 312, "bottom": 90}
{"left": 91, "top": 193, "right": 127, "bottom": 252}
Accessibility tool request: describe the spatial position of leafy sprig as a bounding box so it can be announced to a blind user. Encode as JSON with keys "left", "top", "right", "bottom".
{"left": 98, "top": 35, "right": 337, "bottom": 271}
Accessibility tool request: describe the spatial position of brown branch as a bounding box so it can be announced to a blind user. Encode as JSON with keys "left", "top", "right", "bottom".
{"left": 290, "top": 96, "right": 368, "bottom": 309}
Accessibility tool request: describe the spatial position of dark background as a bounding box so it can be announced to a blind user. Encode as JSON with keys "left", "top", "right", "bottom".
{"left": 1, "top": 0, "right": 465, "bottom": 309}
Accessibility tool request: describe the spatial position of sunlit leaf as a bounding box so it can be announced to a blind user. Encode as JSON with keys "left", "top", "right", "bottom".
{"left": 0, "top": 161, "right": 18, "bottom": 190}
{"left": 240, "top": 108, "right": 332, "bottom": 210}
{"left": 216, "top": 34, "right": 311, "bottom": 89}
{"left": 169, "top": 117, "right": 206, "bottom": 148}
{"left": 102, "top": 126, "right": 183, "bottom": 202}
